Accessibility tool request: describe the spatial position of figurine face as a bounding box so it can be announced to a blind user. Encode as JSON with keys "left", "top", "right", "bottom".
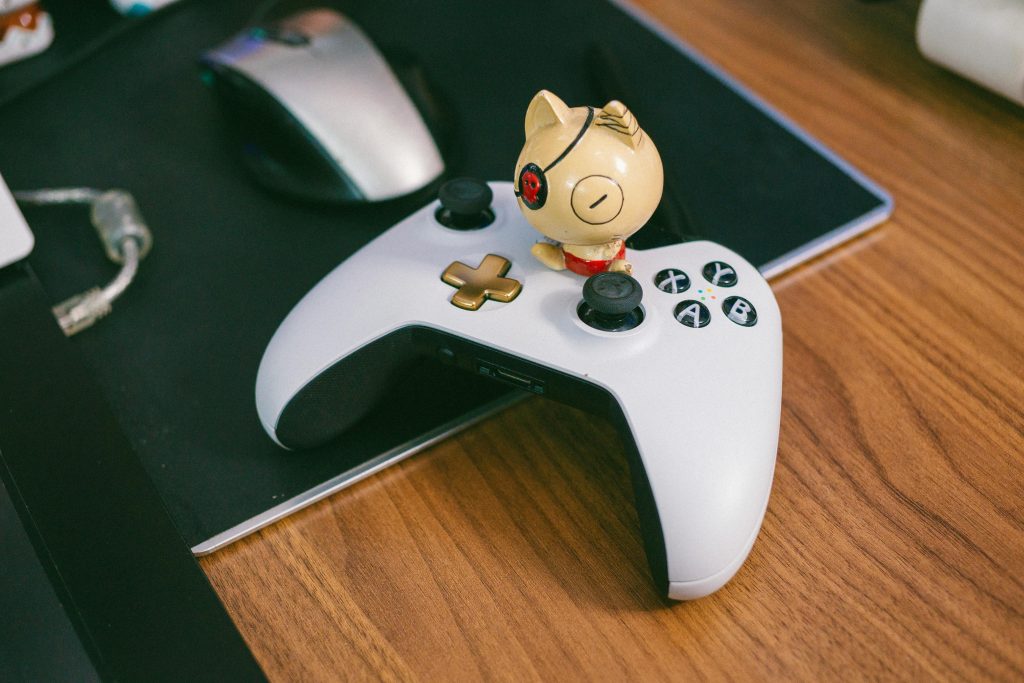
{"left": 514, "top": 90, "right": 663, "bottom": 246}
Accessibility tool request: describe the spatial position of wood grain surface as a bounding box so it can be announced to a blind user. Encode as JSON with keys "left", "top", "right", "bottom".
{"left": 200, "top": 0, "right": 1024, "bottom": 679}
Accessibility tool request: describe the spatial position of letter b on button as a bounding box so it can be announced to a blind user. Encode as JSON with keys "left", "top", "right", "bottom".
{"left": 723, "top": 296, "right": 757, "bottom": 326}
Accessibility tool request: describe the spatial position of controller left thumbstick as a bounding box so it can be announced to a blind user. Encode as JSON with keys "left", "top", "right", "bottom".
{"left": 435, "top": 178, "right": 495, "bottom": 230}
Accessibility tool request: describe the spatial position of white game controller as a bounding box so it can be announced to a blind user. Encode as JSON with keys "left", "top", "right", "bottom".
{"left": 255, "top": 179, "right": 783, "bottom": 600}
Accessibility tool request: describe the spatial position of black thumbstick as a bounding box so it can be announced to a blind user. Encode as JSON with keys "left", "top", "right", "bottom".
{"left": 435, "top": 178, "right": 495, "bottom": 230}
{"left": 579, "top": 272, "right": 645, "bottom": 332}
{"left": 583, "top": 272, "right": 643, "bottom": 314}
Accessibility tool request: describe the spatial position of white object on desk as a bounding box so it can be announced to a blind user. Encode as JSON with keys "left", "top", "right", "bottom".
{"left": 917, "top": 0, "right": 1024, "bottom": 106}
{"left": 0, "top": 171, "right": 33, "bottom": 270}
{"left": 0, "top": 1, "right": 53, "bottom": 68}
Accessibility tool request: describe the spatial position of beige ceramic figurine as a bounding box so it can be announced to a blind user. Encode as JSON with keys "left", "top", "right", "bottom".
{"left": 513, "top": 90, "right": 663, "bottom": 276}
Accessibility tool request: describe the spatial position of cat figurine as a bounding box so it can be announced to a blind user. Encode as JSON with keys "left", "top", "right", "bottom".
{"left": 513, "top": 89, "right": 663, "bottom": 276}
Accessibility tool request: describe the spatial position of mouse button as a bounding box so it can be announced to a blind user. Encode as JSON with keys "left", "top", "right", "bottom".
{"left": 253, "top": 26, "right": 311, "bottom": 47}
{"left": 278, "top": 7, "right": 346, "bottom": 38}
{"left": 301, "top": 15, "right": 366, "bottom": 57}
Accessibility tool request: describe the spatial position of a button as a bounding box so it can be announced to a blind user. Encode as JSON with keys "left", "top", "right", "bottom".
{"left": 674, "top": 300, "right": 710, "bottom": 328}
{"left": 441, "top": 254, "right": 521, "bottom": 310}
{"left": 722, "top": 296, "right": 757, "bottom": 326}
{"left": 654, "top": 268, "right": 690, "bottom": 294}
{"left": 702, "top": 261, "right": 738, "bottom": 287}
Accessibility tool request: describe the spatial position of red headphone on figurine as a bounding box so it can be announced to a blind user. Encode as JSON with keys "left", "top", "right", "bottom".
{"left": 515, "top": 106, "right": 595, "bottom": 211}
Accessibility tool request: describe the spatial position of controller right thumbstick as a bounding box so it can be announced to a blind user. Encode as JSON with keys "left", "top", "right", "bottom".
{"left": 583, "top": 272, "right": 643, "bottom": 315}
{"left": 579, "top": 272, "right": 644, "bottom": 332}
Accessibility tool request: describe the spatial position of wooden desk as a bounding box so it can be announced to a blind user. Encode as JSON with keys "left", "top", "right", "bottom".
{"left": 200, "top": 1, "right": 1024, "bottom": 678}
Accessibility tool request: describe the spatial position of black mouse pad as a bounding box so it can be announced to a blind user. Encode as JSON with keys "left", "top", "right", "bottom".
{"left": 0, "top": 0, "right": 887, "bottom": 549}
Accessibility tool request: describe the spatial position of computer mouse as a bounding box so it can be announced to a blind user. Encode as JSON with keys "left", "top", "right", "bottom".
{"left": 200, "top": 9, "right": 445, "bottom": 204}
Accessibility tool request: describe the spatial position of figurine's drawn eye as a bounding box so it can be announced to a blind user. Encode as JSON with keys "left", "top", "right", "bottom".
{"left": 570, "top": 175, "right": 623, "bottom": 225}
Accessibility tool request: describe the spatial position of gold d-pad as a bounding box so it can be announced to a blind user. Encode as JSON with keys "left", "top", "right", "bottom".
{"left": 441, "top": 254, "right": 522, "bottom": 310}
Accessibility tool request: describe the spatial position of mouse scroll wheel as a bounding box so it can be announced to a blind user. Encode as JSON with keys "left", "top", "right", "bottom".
{"left": 249, "top": 27, "right": 311, "bottom": 47}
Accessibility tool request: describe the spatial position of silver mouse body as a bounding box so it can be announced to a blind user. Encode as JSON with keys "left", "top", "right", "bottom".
{"left": 203, "top": 9, "right": 444, "bottom": 203}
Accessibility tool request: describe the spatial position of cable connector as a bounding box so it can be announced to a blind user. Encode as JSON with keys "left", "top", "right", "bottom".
{"left": 52, "top": 287, "right": 113, "bottom": 336}
{"left": 13, "top": 187, "right": 153, "bottom": 336}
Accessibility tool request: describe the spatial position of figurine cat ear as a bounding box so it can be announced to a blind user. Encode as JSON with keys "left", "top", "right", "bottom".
{"left": 524, "top": 90, "right": 571, "bottom": 137}
{"left": 596, "top": 100, "right": 642, "bottom": 149}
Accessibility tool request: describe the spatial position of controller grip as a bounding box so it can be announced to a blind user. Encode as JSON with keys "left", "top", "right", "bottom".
{"left": 259, "top": 314, "right": 777, "bottom": 599}
{"left": 262, "top": 329, "right": 420, "bottom": 449}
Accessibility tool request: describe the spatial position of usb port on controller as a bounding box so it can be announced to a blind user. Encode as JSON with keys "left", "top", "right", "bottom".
{"left": 477, "top": 360, "right": 545, "bottom": 395}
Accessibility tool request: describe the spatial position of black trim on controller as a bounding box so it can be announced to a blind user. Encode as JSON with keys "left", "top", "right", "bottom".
{"left": 276, "top": 329, "right": 421, "bottom": 450}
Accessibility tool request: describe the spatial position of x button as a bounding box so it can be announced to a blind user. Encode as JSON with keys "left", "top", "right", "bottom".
{"left": 441, "top": 254, "right": 522, "bottom": 310}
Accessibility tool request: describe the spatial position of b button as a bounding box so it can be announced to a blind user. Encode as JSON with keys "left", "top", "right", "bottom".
{"left": 722, "top": 296, "right": 757, "bottom": 326}
{"left": 674, "top": 300, "right": 711, "bottom": 328}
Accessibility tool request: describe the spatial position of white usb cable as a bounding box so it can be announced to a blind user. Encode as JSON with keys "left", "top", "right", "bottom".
{"left": 13, "top": 188, "right": 153, "bottom": 336}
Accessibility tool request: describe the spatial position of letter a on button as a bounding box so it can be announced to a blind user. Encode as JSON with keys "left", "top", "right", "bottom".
{"left": 674, "top": 300, "right": 710, "bottom": 328}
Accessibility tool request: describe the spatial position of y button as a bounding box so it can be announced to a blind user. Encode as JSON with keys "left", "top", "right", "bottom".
{"left": 702, "top": 261, "right": 738, "bottom": 287}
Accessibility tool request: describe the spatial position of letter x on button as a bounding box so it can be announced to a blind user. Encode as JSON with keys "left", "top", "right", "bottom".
{"left": 441, "top": 254, "right": 522, "bottom": 310}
